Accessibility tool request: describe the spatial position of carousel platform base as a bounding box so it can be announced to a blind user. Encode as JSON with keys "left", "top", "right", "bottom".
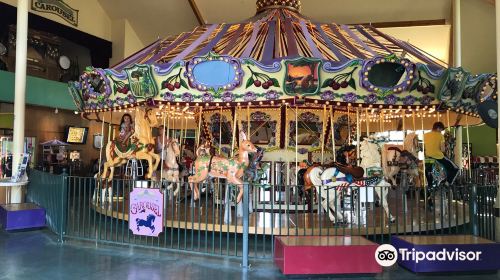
{"left": 274, "top": 236, "right": 381, "bottom": 275}
{"left": 0, "top": 203, "right": 46, "bottom": 231}
{"left": 391, "top": 235, "right": 500, "bottom": 273}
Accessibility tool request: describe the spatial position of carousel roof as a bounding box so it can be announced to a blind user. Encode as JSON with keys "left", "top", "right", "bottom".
{"left": 112, "top": 0, "right": 447, "bottom": 71}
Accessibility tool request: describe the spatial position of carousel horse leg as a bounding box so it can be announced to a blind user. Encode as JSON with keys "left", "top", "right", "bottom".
{"left": 375, "top": 182, "right": 395, "bottom": 223}
{"left": 228, "top": 177, "right": 245, "bottom": 203}
{"left": 224, "top": 183, "right": 232, "bottom": 224}
{"left": 328, "top": 189, "right": 344, "bottom": 224}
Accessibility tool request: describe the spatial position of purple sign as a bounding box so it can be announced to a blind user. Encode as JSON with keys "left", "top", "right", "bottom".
{"left": 129, "top": 188, "right": 163, "bottom": 237}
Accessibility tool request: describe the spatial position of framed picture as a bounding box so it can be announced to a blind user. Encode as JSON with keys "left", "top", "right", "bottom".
{"left": 93, "top": 134, "right": 103, "bottom": 149}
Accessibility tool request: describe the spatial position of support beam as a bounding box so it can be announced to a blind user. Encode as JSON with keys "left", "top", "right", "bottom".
{"left": 188, "top": 0, "right": 206, "bottom": 25}
{"left": 453, "top": 0, "right": 464, "bottom": 170}
{"left": 11, "top": 0, "right": 29, "bottom": 203}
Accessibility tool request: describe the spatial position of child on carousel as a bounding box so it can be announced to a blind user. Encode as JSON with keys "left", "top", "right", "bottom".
{"left": 118, "top": 113, "right": 134, "bottom": 150}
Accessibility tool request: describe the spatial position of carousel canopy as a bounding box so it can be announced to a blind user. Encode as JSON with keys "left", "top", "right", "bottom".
{"left": 70, "top": 0, "right": 497, "bottom": 127}
{"left": 112, "top": 0, "right": 446, "bottom": 71}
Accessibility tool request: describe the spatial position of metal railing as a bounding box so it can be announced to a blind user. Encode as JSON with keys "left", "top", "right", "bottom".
{"left": 26, "top": 170, "right": 497, "bottom": 261}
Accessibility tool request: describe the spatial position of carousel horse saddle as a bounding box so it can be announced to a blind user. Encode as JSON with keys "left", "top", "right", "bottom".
{"left": 332, "top": 163, "right": 364, "bottom": 180}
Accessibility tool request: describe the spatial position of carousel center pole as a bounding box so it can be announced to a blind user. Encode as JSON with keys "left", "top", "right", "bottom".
{"left": 321, "top": 105, "right": 326, "bottom": 164}
{"left": 331, "top": 106, "right": 336, "bottom": 162}
{"left": 160, "top": 110, "right": 167, "bottom": 181}
{"left": 495, "top": 0, "right": 500, "bottom": 242}
{"left": 196, "top": 106, "right": 203, "bottom": 148}
{"left": 230, "top": 108, "right": 238, "bottom": 157}
{"left": 98, "top": 112, "right": 106, "bottom": 177}
{"left": 295, "top": 105, "right": 298, "bottom": 185}
{"left": 10, "top": 0, "right": 29, "bottom": 203}
{"left": 356, "top": 107, "right": 360, "bottom": 165}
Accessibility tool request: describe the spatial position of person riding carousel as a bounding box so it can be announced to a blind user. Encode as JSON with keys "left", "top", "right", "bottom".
{"left": 117, "top": 113, "right": 134, "bottom": 150}
{"left": 424, "top": 122, "right": 459, "bottom": 186}
{"left": 336, "top": 144, "right": 357, "bottom": 166}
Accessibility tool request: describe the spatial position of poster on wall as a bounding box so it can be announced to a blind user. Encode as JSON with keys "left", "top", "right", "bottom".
{"left": 129, "top": 188, "right": 163, "bottom": 237}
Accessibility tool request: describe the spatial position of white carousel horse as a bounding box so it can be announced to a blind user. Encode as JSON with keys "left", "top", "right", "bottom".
{"left": 188, "top": 131, "right": 258, "bottom": 203}
{"left": 382, "top": 133, "right": 420, "bottom": 187}
{"left": 308, "top": 166, "right": 371, "bottom": 224}
{"left": 94, "top": 107, "right": 160, "bottom": 204}
{"left": 359, "top": 137, "right": 395, "bottom": 223}
{"left": 161, "top": 138, "right": 181, "bottom": 196}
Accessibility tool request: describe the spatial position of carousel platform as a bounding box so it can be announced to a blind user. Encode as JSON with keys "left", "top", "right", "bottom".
{"left": 91, "top": 192, "right": 469, "bottom": 236}
{"left": 274, "top": 236, "right": 381, "bottom": 275}
{"left": 391, "top": 235, "right": 500, "bottom": 273}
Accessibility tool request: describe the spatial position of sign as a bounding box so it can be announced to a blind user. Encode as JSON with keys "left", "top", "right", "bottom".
{"left": 129, "top": 188, "right": 163, "bottom": 237}
{"left": 31, "top": 0, "right": 79, "bottom": 27}
{"left": 11, "top": 153, "right": 30, "bottom": 182}
{"left": 66, "top": 127, "right": 88, "bottom": 144}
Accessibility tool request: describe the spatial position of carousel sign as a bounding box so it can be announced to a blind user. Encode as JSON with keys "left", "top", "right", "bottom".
{"left": 129, "top": 188, "right": 163, "bottom": 237}
{"left": 31, "top": 0, "right": 79, "bottom": 27}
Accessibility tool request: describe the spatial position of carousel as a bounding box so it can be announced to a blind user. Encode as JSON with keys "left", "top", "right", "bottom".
{"left": 67, "top": 0, "right": 496, "bottom": 237}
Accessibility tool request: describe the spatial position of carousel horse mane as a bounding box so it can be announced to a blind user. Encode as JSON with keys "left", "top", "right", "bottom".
{"left": 403, "top": 133, "right": 419, "bottom": 156}
{"left": 360, "top": 138, "right": 382, "bottom": 169}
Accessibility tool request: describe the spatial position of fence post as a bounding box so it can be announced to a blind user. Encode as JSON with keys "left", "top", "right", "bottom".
{"left": 242, "top": 182, "right": 250, "bottom": 269}
{"left": 60, "top": 168, "right": 68, "bottom": 243}
{"left": 469, "top": 184, "right": 478, "bottom": 236}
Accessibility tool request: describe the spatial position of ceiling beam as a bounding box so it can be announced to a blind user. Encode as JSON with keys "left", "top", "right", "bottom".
{"left": 354, "top": 19, "right": 447, "bottom": 28}
{"left": 188, "top": 0, "right": 205, "bottom": 25}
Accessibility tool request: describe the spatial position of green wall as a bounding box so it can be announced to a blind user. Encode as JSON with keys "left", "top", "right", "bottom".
{"left": 467, "top": 124, "right": 497, "bottom": 156}
{"left": 0, "top": 70, "right": 76, "bottom": 110}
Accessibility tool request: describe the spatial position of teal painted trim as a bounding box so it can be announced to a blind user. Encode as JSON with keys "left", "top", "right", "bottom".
{"left": 0, "top": 70, "right": 76, "bottom": 110}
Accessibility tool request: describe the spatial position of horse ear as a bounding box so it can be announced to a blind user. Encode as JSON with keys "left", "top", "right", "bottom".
{"left": 239, "top": 130, "right": 247, "bottom": 141}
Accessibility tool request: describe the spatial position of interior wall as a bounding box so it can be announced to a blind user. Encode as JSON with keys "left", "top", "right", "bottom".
{"left": 461, "top": 0, "right": 496, "bottom": 73}
{"left": 110, "top": 19, "right": 146, "bottom": 66}
{"left": 0, "top": 0, "right": 112, "bottom": 41}
{"left": 0, "top": 103, "right": 104, "bottom": 170}
{"left": 380, "top": 25, "right": 451, "bottom": 64}
{"left": 467, "top": 124, "right": 497, "bottom": 157}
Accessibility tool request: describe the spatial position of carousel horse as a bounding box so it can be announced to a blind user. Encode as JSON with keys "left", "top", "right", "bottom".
{"left": 382, "top": 133, "right": 420, "bottom": 188}
{"left": 307, "top": 160, "right": 379, "bottom": 224}
{"left": 161, "top": 138, "right": 181, "bottom": 196}
{"left": 359, "top": 137, "right": 395, "bottom": 222}
{"left": 101, "top": 107, "right": 160, "bottom": 180}
{"left": 188, "top": 131, "right": 258, "bottom": 203}
{"left": 95, "top": 107, "right": 160, "bottom": 204}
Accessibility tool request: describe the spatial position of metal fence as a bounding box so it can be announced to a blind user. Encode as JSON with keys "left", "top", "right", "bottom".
{"left": 26, "top": 170, "right": 497, "bottom": 261}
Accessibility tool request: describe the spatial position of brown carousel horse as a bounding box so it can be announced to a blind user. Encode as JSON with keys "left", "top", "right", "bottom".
{"left": 188, "top": 131, "right": 258, "bottom": 203}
